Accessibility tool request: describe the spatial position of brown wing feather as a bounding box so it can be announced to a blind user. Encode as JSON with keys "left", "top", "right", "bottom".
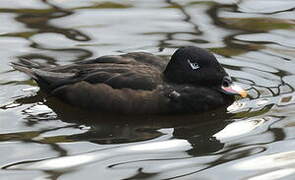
{"left": 81, "top": 64, "right": 162, "bottom": 90}
{"left": 12, "top": 53, "right": 165, "bottom": 92}
{"left": 41, "top": 63, "right": 163, "bottom": 91}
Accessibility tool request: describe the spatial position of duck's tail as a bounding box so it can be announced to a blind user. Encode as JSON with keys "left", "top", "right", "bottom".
{"left": 11, "top": 58, "right": 49, "bottom": 80}
{"left": 11, "top": 58, "right": 58, "bottom": 92}
{"left": 11, "top": 59, "right": 77, "bottom": 92}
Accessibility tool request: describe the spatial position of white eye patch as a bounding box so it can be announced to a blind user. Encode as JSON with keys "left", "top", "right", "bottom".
{"left": 187, "top": 59, "right": 200, "bottom": 70}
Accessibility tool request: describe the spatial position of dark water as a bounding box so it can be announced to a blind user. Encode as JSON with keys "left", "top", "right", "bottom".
{"left": 1, "top": 0, "right": 295, "bottom": 179}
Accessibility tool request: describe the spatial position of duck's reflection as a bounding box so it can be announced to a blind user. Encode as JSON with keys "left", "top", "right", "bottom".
{"left": 15, "top": 91, "right": 230, "bottom": 148}
{"left": 0, "top": 91, "right": 234, "bottom": 172}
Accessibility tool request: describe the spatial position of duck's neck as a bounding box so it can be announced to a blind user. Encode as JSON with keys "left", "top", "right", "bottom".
{"left": 163, "top": 59, "right": 183, "bottom": 83}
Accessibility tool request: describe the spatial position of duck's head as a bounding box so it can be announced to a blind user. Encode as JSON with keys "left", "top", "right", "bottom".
{"left": 164, "top": 46, "right": 247, "bottom": 98}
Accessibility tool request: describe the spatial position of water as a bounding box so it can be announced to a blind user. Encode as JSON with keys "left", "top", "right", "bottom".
{"left": 0, "top": 0, "right": 295, "bottom": 179}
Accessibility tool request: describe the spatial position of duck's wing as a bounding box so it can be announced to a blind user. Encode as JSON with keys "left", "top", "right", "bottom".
{"left": 11, "top": 57, "right": 163, "bottom": 92}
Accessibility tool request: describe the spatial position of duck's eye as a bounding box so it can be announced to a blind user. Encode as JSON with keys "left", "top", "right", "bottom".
{"left": 222, "top": 77, "right": 232, "bottom": 87}
{"left": 222, "top": 80, "right": 230, "bottom": 87}
{"left": 187, "top": 59, "right": 200, "bottom": 70}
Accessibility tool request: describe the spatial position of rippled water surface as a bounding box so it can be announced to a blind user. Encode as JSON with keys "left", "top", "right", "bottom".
{"left": 1, "top": 0, "right": 295, "bottom": 179}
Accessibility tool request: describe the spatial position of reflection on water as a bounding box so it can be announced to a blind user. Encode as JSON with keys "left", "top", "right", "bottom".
{"left": 0, "top": 0, "right": 295, "bottom": 179}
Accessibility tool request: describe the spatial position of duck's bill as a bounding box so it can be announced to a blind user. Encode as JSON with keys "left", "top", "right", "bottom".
{"left": 221, "top": 84, "right": 247, "bottom": 98}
